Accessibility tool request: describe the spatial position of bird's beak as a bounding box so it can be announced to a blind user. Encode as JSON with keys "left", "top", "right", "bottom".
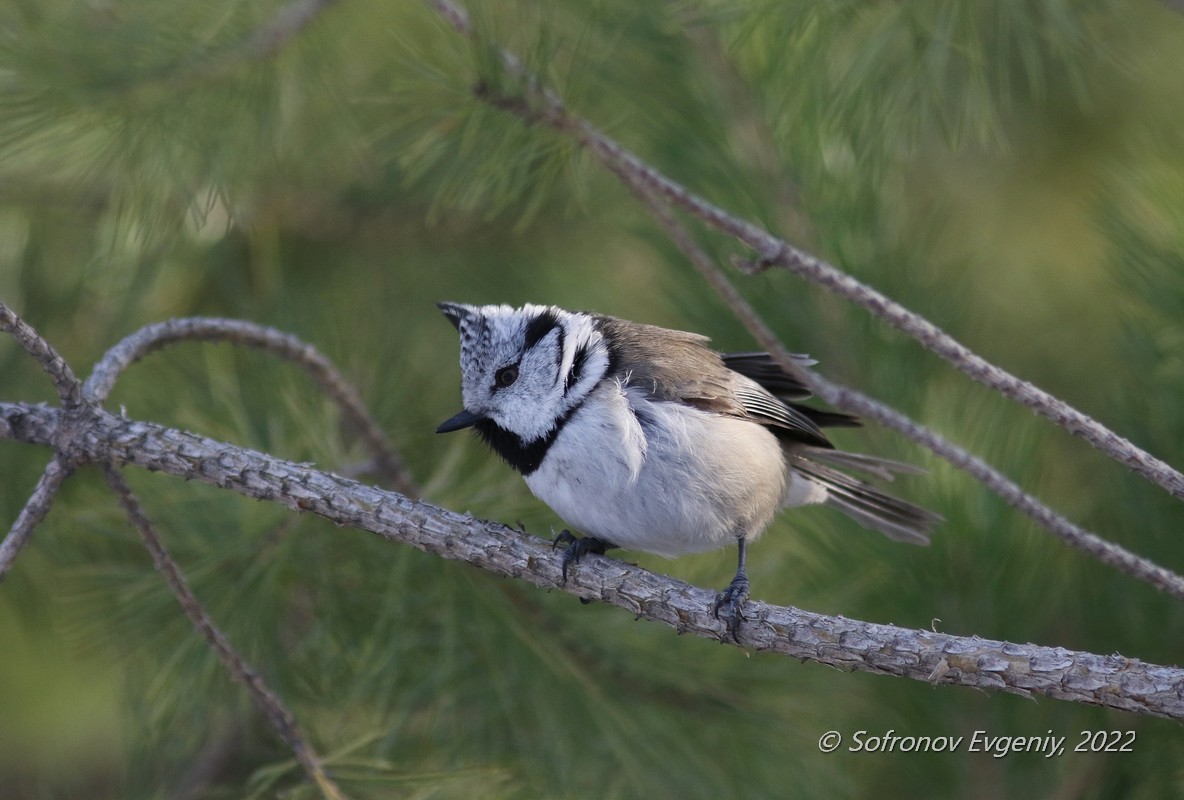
{"left": 436, "top": 408, "right": 484, "bottom": 433}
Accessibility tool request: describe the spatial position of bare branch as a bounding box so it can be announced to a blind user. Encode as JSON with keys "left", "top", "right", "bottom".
{"left": 5, "top": 400, "right": 1182, "bottom": 719}
{"left": 239, "top": 0, "right": 341, "bottom": 64}
{"left": 0, "top": 304, "right": 385, "bottom": 791}
{"left": 101, "top": 463, "right": 347, "bottom": 800}
{"left": 422, "top": 0, "right": 1184, "bottom": 502}
{"left": 110, "top": 0, "right": 340, "bottom": 104}
{"left": 808, "top": 373, "right": 1184, "bottom": 594}
{"left": 0, "top": 300, "right": 83, "bottom": 409}
{"left": 629, "top": 185, "right": 1184, "bottom": 601}
{"left": 0, "top": 456, "right": 72, "bottom": 580}
{"left": 0, "top": 301, "right": 84, "bottom": 578}
{"left": 84, "top": 317, "right": 418, "bottom": 496}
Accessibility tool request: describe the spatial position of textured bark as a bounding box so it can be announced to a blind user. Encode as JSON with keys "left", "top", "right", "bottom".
{"left": 102, "top": 463, "right": 344, "bottom": 800}
{"left": 4, "top": 399, "right": 1182, "bottom": 720}
{"left": 83, "top": 316, "right": 418, "bottom": 497}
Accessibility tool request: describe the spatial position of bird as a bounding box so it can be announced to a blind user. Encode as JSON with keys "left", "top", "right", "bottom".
{"left": 435, "top": 302, "right": 940, "bottom": 635}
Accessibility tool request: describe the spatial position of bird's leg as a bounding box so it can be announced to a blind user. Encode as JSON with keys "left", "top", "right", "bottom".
{"left": 552, "top": 530, "right": 617, "bottom": 583}
{"left": 712, "top": 535, "right": 750, "bottom": 640}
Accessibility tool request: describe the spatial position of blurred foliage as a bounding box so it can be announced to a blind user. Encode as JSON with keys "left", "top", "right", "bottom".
{"left": 1, "top": 0, "right": 1183, "bottom": 797}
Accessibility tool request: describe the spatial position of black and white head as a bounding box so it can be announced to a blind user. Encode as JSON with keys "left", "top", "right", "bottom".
{"left": 436, "top": 302, "right": 609, "bottom": 471}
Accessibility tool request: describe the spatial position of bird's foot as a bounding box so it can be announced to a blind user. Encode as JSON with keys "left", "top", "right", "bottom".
{"left": 712, "top": 572, "right": 750, "bottom": 641}
{"left": 552, "top": 531, "right": 613, "bottom": 583}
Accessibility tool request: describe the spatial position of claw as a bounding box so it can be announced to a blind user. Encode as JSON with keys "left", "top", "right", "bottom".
{"left": 712, "top": 572, "right": 750, "bottom": 641}
{"left": 551, "top": 531, "right": 614, "bottom": 583}
{"left": 552, "top": 529, "right": 578, "bottom": 552}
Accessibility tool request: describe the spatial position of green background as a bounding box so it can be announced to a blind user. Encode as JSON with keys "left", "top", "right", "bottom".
{"left": 1, "top": 0, "right": 1182, "bottom": 797}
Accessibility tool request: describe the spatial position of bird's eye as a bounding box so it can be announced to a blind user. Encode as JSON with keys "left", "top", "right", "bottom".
{"left": 494, "top": 364, "right": 520, "bottom": 388}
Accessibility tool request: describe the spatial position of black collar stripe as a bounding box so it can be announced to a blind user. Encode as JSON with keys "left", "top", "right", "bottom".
{"left": 474, "top": 393, "right": 591, "bottom": 475}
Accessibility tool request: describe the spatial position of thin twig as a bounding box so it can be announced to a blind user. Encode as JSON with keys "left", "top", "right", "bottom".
{"left": 0, "top": 300, "right": 83, "bottom": 409}
{"left": 84, "top": 317, "right": 418, "bottom": 497}
{"left": 0, "top": 301, "right": 85, "bottom": 577}
{"left": 239, "top": 0, "right": 341, "bottom": 64}
{"left": 3, "top": 401, "right": 1181, "bottom": 719}
{"left": 101, "top": 463, "right": 347, "bottom": 800}
{"left": 0, "top": 456, "right": 72, "bottom": 580}
{"left": 121, "top": 0, "right": 340, "bottom": 98}
{"left": 809, "top": 373, "right": 1184, "bottom": 591}
{"left": 422, "top": 0, "right": 1184, "bottom": 502}
{"left": 630, "top": 185, "right": 1184, "bottom": 600}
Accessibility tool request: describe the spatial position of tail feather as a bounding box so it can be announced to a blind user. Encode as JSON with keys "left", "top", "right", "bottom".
{"left": 790, "top": 453, "right": 940, "bottom": 545}
{"left": 801, "top": 447, "right": 926, "bottom": 481}
{"left": 788, "top": 404, "right": 862, "bottom": 430}
{"left": 723, "top": 351, "right": 940, "bottom": 544}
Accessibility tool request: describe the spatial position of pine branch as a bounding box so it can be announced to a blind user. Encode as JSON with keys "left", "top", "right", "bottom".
{"left": 0, "top": 303, "right": 384, "bottom": 798}
{"left": 421, "top": 0, "right": 1184, "bottom": 503}
{"left": 101, "top": 463, "right": 347, "bottom": 800}
{"left": 0, "top": 304, "right": 85, "bottom": 578}
{"left": 83, "top": 317, "right": 418, "bottom": 497}
{"left": 0, "top": 455, "right": 72, "bottom": 580}
{"left": 3, "top": 399, "right": 1183, "bottom": 719}
{"left": 239, "top": 0, "right": 341, "bottom": 64}
{"left": 0, "top": 302, "right": 83, "bottom": 409}
{"left": 628, "top": 184, "right": 1184, "bottom": 601}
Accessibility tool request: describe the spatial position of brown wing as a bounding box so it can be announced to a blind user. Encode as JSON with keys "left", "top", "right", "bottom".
{"left": 722, "top": 352, "right": 861, "bottom": 430}
{"left": 595, "top": 316, "right": 835, "bottom": 447}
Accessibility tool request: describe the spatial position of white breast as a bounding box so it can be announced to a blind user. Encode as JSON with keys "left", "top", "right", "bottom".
{"left": 525, "top": 381, "right": 791, "bottom": 557}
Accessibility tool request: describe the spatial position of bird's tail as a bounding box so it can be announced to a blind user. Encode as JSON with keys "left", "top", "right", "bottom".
{"left": 788, "top": 448, "right": 941, "bottom": 545}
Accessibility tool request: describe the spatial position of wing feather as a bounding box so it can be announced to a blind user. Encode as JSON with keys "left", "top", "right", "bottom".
{"left": 722, "top": 352, "right": 815, "bottom": 399}
{"left": 596, "top": 317, "right": 836, "bottom": 447}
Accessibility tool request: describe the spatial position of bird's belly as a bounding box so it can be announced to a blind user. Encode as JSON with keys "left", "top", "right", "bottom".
{"left": 525, "top": 397, "right": 786, "bottom": 558}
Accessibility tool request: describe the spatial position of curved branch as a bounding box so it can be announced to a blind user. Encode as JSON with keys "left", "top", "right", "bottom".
{"left": 84, "top": 317, "right": 418, "bottom": 497}
{"left": 4, "top": 400, "right": 1182, "bottom": 719}
{"left": 422, "top": 0, "right": 1184, "bottom": 502}
{"left": 0, "top": 303, "right": 359, "bottom": 797}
